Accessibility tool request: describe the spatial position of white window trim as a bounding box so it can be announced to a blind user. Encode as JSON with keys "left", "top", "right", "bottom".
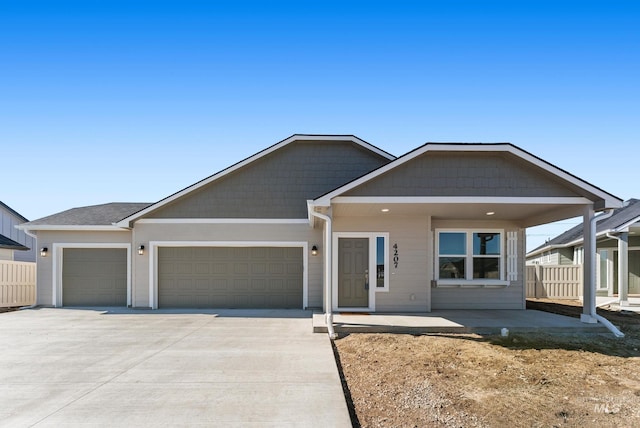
{"left": 52, "top": 243, "right": 132, "bottom": 307}
{"left": 148, "top": 241, "right": 308, "bottom": 310}
{"left": 375, "top": 235, "right": 390, "bottom": 292}
{"left": 435, "top": 229, "right": 508, "bottom": 287}
{"left": 597, "top": 249, "right": 609, "bottom": 290}
{"left": 608, "top": 247, "right": 640, "bottom": 294}
{"left": 331, "top": 232, "right": 389, "bottom": 312}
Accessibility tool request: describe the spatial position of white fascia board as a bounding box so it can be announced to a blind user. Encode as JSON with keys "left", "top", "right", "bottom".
{"left": 496, "top": 145, "right": 623, "bottom": 209}
{"left": 306, "top": 200, "right": 315, "bottom": 226}
{"left": 150, "top": 240, "right": 307, "bottom": 247}
{"left": 306, "top": 199, "right": 331, "bottom": 225}
{"left": 135, "top": 218, "right": 309, "bottom": 224}
{"left": 613, "top": 216, "right": 640, "bottom": 233}
{"left": 117, "top": 134, "right": 395, "bottom": 227}
{"left": 331, "top": 196, "right": 593, "bottom": 205}
{"left": 15, "top": 225, "right": 129, "bottom": 232}
{"left": 314, "top": 143, "right": 623, "bottom": 208}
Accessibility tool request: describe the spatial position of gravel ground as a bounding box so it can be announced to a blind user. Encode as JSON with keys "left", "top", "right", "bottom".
{"left": 333, "top": 299, "right": 640, "bottom": 427}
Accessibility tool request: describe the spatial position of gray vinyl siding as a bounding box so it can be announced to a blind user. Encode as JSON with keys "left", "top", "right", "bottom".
{"left": 343, "top": 152, "right": 582, "bottom": 198}
{"left": 147, "top": 140, "right": 391, "bottom": 219}
{"left": 0, "top": 205, "right": 36, "bottom": 262}
{"left": 132, "top": 222, "right": 323, "bottom": 309}
{"left": 558, "top": 247, "right": 574, "bottom": 265}
{"left": 333, "top": 216, "right": 431, "bottom": 312}
{"left": 599, "top": 236, "right": 640, "bottom": 249}
{"left": 0, "top": 249, "right": 12, "bottom": 260}
{"left": 431, "top": 225, "right": 526, "bottom": 310}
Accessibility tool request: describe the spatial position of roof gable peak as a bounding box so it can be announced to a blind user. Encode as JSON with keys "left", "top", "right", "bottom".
{"left": 117, "top": 134, "right": 395, "bottom": 226}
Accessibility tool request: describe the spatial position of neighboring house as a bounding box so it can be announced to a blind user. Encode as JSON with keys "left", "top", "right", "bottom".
{"left": 18, "top": 135, "right": 622, "bottom": 314}
{"left": 527, "top": 198, "right": 640, "bottom": 303}
{"left": 0, "top": 201, "right": 35, "bottom": 262}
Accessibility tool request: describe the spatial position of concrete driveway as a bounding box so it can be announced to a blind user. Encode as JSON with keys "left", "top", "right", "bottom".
{"left": 0, "top": 308, "right": 351, "bottom": 427}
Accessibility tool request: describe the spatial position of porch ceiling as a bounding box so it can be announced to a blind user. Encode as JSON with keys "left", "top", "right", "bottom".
{"left": 331, "top": 199, "right": 591, "bottom": 228}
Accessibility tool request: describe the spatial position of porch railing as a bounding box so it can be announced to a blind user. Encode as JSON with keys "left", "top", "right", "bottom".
{"left": 526, "top": 264, "right": 582, "bottom": 299}
{"left": 0, "top": 261, "right": 36, "bottom": 308}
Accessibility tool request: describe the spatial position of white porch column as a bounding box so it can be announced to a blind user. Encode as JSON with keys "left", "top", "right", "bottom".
{"left": 618, "top": 232, "right": 629, "bottom": 306}
{"left": 581, "top": 205, "right": 597, "bottom": 323}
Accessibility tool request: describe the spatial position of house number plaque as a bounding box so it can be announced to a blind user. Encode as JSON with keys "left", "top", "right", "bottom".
{"left": 393, "top": 243, "right": 399, "bottom": 268}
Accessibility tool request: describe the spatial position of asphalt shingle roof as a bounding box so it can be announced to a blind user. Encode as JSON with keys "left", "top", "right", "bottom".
{"left": 530, "top": 198, "right": 640, "bottom": 253}
{"left": 23, "top": 203, "right": 153, "bottom": 226}
{"left": 0, "top": 234, "right": 29, "bottom": 251}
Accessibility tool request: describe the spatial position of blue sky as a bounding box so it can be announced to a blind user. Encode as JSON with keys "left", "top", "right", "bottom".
{"left": 1, "top": 0, "right": 638, "bottom": 250}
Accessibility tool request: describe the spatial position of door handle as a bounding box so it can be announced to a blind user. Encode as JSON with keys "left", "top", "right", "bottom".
{"left": 364, "top": 269, "right": 369, "bottom": 290}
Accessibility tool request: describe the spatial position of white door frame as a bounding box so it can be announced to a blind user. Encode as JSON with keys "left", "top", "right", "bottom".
{"left": 52, "top": 243, "right": 132, "bottom": 307}
{"left": 149, "top": 241, "right": 308, "bottom": 310}
{"left": 332, "top": 232, "right": 389, "bottom": 312}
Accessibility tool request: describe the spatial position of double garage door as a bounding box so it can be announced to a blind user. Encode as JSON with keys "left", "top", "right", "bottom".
{"left": 158, "top": 247, "right": 303, "bottom": 309}
{"left": 62, "top": 246, "right": 303, "bottom": 308}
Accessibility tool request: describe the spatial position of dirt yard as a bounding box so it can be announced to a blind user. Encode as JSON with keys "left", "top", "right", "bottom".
{"left": 333, "top": 299, "right": 640, "bottom": 427}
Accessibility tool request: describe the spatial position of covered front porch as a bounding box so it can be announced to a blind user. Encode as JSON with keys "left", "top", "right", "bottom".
{"left": 312, "top": 309, "right": 608, "bottom": 334}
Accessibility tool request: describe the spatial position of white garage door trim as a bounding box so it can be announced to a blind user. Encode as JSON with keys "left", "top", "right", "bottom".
{"left": 149, "top": 241, "right": 309, "bottom": 309}
{"left": 52, "top": 243, "right": 132, "bottom": 307}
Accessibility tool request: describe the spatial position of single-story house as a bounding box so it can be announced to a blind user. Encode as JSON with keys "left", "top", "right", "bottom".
{"left": 527, "top": 198, "right": 640, "bottom": 304}
{"left": 1, "top": 201, "right": 35, "bottom": 262}
{"left": 18, "top": 135, "right": 622, "bottom": 319}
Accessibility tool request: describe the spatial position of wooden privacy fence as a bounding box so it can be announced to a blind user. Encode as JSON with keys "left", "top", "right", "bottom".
{"left": 0, "top": 261, "right": 36, "bottom": 307}
{"left": 526, "top": 264, "right": 582, "bottom": 299}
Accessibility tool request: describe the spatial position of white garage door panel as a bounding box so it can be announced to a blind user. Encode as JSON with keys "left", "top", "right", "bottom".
{"left": 158, "top": 247, "right": 303, "bottom": 309}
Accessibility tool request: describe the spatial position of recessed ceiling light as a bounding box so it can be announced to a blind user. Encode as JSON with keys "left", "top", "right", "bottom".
{"left": 381, "top": 208, "right": 390, "bottom": 213}
{"left": 486, "top": 211, "right": 495, "bottom": 216}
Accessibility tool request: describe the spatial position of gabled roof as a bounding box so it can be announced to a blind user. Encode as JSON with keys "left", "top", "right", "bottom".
{"left": 527, "top": 198, "right": 640, "bottom": 256}
{"left": 0, "top": 201, "right": 29, "bottom": 222}
{"left": 0, "top": 234, "right": 29, "bottom": 251}
{"left": 116, "top": 134, "right": 395, "bottom": 226}
{"left": 311, "top": 142, "right": 622, "bottom": 208}
{"left": 18, "top": 203, "right": 152, "bottom": 231}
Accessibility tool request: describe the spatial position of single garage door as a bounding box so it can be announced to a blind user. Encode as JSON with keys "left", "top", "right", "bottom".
{"left": 158, "top": 247, "right": 303, "bottom": 309}
{"left": 62, "top": 248, "right": 127, "bottom": 306}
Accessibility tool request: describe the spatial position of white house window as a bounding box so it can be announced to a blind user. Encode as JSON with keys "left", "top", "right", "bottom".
{"left": 436, "top": 230, "right": 507, "bottom": 285}
{"left": 376, "top": 236, "right": 386, "bottom": 288}
{"left": 438, "top": 232, "right": 466, "bottom": 279}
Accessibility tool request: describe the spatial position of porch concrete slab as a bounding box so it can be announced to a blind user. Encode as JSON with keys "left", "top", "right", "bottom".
{"left": 597, "top": 296, "right": 640, "bottom": 313}
{"left": 313, "top": 310, "right": 609, "bottom": 334}
{"left": 0, "top": 308, "right": 351, "bottom": 427}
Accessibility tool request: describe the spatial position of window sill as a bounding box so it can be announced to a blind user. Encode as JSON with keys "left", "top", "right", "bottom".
{"left": 434, "top": 280, "right": 510, "bottom": 288}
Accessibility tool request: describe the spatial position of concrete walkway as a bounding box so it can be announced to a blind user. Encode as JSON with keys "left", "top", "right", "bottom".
{"left": 0, "top": 308, "right": 351, "bottom": 427}
{"left": 313, "top": 309, "right": 609, "bottom": 334}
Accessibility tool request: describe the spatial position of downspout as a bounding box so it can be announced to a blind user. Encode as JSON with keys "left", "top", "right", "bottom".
{"left": 589, "top": 210, "right": 624, "bottom": 337}
{"left": 309, "top": 209, "right": 338, "bottom": 339}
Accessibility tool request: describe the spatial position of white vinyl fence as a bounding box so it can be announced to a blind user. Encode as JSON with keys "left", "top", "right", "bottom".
{"left": 0, "top": 261, "right": 36, "bottom": 307}
{"left": 526, "top": 264, "right": 582, "bottom": 299}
